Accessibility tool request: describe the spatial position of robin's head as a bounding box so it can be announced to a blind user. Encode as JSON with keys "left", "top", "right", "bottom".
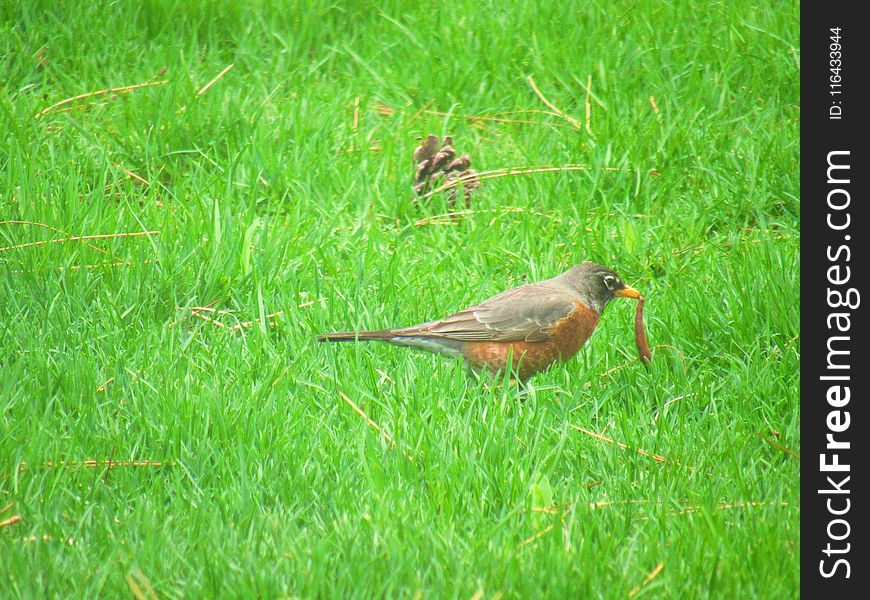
{"left": 557, "top": 262, "right": 641, "bottom": 313}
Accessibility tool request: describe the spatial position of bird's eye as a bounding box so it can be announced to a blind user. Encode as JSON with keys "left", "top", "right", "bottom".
{"left": 603, "top": 275, "right": 619, "bottom": 290}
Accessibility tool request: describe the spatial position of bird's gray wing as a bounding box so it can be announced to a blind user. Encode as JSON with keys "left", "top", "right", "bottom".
{"left": 395, "top": 283, "right": 579, "bottom": 342}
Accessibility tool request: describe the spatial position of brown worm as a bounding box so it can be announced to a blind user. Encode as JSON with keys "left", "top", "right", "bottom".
{"left": 635, "top": 296, "right": 652, "bottom": 368}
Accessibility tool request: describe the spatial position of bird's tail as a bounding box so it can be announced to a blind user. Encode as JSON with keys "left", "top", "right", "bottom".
{"left": 316, "top": 329, "right": 396, "bottom": 343}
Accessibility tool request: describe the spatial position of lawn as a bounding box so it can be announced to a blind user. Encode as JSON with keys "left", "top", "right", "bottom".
{"left": 1, "top": 1, "right": 800, "bottom": 597}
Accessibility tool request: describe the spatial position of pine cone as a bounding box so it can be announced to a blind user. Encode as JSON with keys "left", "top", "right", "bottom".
{"left": 444, "top": 169, "right": 480, "bottom": 208}
{"left": 412, "top": 134, "right": 480, "bottom": 207}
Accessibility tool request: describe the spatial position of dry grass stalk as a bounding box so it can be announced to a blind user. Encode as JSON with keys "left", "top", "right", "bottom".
{"left": 589, "top": 499, "right": 654, "bottom": 510}
{"left": 190, "top": 312, "right": 226, "bottom": 327}
{"left": 584, "top": 74, "right": 594, "bottom": 136}
{"left": 6, "top": 260, "right": 158, "bottom": 276}
{"left": 271, "top": 364, "right": 293, "bottom": 388}
{"left": 663, "top": 501, "right": 791, "bottom": 518}
{"left": 352, "top": 96, "right": 360, "bottom": 131}
{"left": 414, "top": 207, "right": 539, "bottom": 227}
{"left": 35, "top": 79, "right": 169, "bottom": 120}
{"left": 535, "top": 499, "right": 790, "bottom": 528}
{"left": 197, "top": 64, "right": 234, "bottom": 97}
{"left": 375, "top": 369, "right": 395, "bottom": 384}
{"left": 167, "top": 298, "right": 223, "bottom": 329}
{"left": 0, "top": 230, "right": 159, "bottom": 253}
{"left": 497, "top": 108, "right": 573, "bottom": 119}
{"left": 406, "top": 98, "right": 435, "bottom": 124}
{"left": 756, "top": 432, "right": 800, "bottom": 460}
{"left": 113, "top": 163, "right": 151, "bottom": 186}
{"left": 421, "top": 109, "right": 569, "bottom": 128}
{"left": 652, "top": 393, "right": 697, "bottom": 423}
{"left": 338, "top": 391, "right": 395, "bottom": 447}
{"left": 171, "top": 302, "right": 286, "bottom": 333}
{"left": 170, "top": 305, "right": 283, "bottom": 332}
{"left": 226, "top": 311, "right": 284, "bottom": 333}
{"left": 416, "top": 164, "right": 623, "bottom": 202}
{"left": 337, "top": 392, "right": 415, "bottom": 462}
{"left": 96, "top": 377, "right": 115, "bottom": 393}
{"left": 599, "top": 345, "right": 684, "bottom": 379}
{"left": 373, "top": 101, "right": 395, "bottom": 116}
{"left": 379, "top": 98, "right": 572, "bottom": 128}
{"left": 64, "top": 260, "right": 147, "bottom": 271}
{"left": 0, "top": 220, "right": 123, "bottom": 260}
{"left": 34, "top": 46, "right": 49, "bottom": 69}
{"left": 589, "top": 499, "right": 791, "bottom": 516}
{"left": 516, "top": 524, "right": 555, "bottom": 548}
{"left": 526, "top": 76, "right": 582, "bottom": 130}
{"left": 571, "top": 425, "right": 695, "bottom": 471}
{"left": 17, "top": 460, "right": 175, "bottom": 471}
{"left": 627, "top": 563, "right": 665, "bottom": 598}
{"left": 18, "top": 534, "right": 76, "bottom": 545}
{"left": 0, "top": 514, "right": 22, "bottom": 528}
{"left": 126, "top": 569, "right": 160, "bottom": 600}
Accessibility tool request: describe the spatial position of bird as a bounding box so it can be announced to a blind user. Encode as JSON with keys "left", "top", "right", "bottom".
{"left": 317, "top": 262, "right": 641, "bottom": 382}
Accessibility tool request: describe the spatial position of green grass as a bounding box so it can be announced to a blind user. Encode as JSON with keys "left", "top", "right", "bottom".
{"left": 1, "top": 1, "right": 799, "bottom": 597}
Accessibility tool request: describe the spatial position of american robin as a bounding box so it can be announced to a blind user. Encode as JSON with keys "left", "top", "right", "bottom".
{"left": 317, "top": 262, "right": 641, "bottom": 382}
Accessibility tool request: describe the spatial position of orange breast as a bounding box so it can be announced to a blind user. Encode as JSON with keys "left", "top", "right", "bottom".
{"left": 461, "top": 301, "right": 599, "bottom": 381}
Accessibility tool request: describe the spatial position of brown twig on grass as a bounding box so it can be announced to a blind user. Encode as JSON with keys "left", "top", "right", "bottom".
{"left": 35, "top": 79, "right": 169, "bottom": 120}
{"left": 627, "top": 563, "right": 665, "bottom": 598}
{"left": 197, "top": 64, "right": 234, "bottom": 97}
{"left": 526, "top": 76, "right": 583, "bottom": 130}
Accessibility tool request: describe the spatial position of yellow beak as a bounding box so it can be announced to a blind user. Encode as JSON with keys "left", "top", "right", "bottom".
{"left": 614, "top": 285, "right": 642, "bottom": 300}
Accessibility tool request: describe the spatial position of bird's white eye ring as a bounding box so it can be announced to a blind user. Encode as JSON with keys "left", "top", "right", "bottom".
{"left": 603, "top": 275, "right": 618, "bottom": 290}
